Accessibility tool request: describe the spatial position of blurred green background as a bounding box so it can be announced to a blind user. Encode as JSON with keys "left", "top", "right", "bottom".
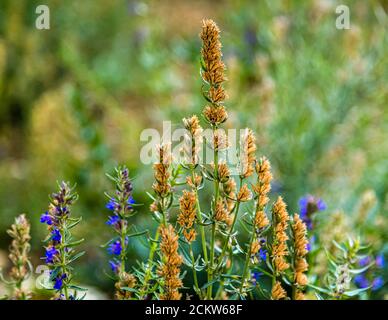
{"left": 0, "top": 0, "right": 387, "bottom": 298}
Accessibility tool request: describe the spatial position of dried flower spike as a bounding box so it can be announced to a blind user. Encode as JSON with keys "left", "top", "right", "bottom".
{"left": 200, "top": 19, "right": 228, "bottom": 125}
{"left": 253, "top": 157, "right": 272, "bottom": 229}
{"left": 178, "top": 190, "right": 197, "bottom": 242}
{"left": 237, "top": 184, "right": 252, "bottom": 202}
{"left": 271, "top": 281, "right": 287, "bottom": 300}
{"left": 272, "top": 196, "right": 290, "bottom": 274}
{"left": 183, "top": 115, "right": 203, "bottom": 166}
{"left": 239, "top": 128, "right": 257, "bottom": 179}
{"left": 151, "top": 143, "right": 172, "bottom": 211}
{"left": 158, "top": 224, "right": 183, "bottom": 300}
{"left": 214, "top": 200, "right": 229, "bottom": 223}
{"left": 0, "top": 214, "right": 32, "bottom": 300}
{"left": 291, "top": 213, "right": 309, "bottom": 299}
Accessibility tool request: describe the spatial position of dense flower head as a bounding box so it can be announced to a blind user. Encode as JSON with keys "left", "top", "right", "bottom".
{"left": 372, "top": 277, "right": 384, "bottom": 291}
{"left": 109, "top": 259, "right": 120, "bottom": 274}
{"left": 271, "top": 196, "right": 290, "bottom": 273}
{"left": 158, "top": 224, "right": 183, "bottom": 300}
{"left": 152, "top": 144, "right": 172, "bottom": 200}
{"left": 375, "top": 254, "right": 385, "bottom": 269}
{"left": 222, "top": 176, "right": 236, "bottom": 213}
{"left": 54, "top": 274, "right": 67, "bottom": 290}
{"left": 115, "top": 272, "right": 137, "bottom": 300}
{"left": 239, "top": 128, "right": 257, "bottom": 179}
{"left": 6, "top": 214, "right": 32, "bottom": 299}
{"left": 40, "top": 212, "right": 53, "bottom": 225}
{"left": 295, "top": 290, "right": 306, "bottom": 300}
{"left": 271, "top": 281, "right": 287, "bottom": 300}
{"left": 200, "top": 19, "right": 226, "bottom": 94}
{"left": 292, "top": 214, "right": 309, "bottom": 257}
{"left": 252, "top": 157, "right": 272, "bottom": 230}
{"left": 298, "top": 195, "right": 326, "bottom": 230}
{"left": 51, "top": 229, "right": 62, "bottom": 242}
{"left": 214, "top": 200, "right": 229, "bottom": 223}
{"left": 108, "top": 240, "right": 123, "bottom": 256}
{"left": 45, "top": 246, "right": 59, "bottom": 264}
{"left": 251, "top": 271, "right": 263, "bottom": 285}
{"left": 354, "top": 274, "right": 384, "bottom": 291}
{"left": 292, "top": 214, "right": 309, "bottom": 291}
{"left": 177, "top": 190, "right": 197, "bottom": 242}
{"left": 106, "top": 214, "right": 120, "bottom": 226}
{"left": 182, "top": 115, "right": 203, "bottom": 165}
{"left": 203, "top": 105, "right": 228, "bottom": 126}
{"left": 200, "top": 19, "right": 229, "bottom": 126}
{"left": 106, "top": 195, "right": 135, "bottom": 212}
{"left": 237, "top": 183, "right": 252, "bottom": 202}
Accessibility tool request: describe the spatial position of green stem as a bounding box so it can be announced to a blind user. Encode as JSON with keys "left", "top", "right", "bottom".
{"left": 215, "top": 177, "right": 243, "bottom": 298}
{"left": 139, "top": 228, "right": 160, "bottom": 299}
{"left": 207, "top": 222, "right": 216, "bottom": 299}
{"left": 191, "top": 169, "right": 208, "bottom": 265}
{"left": 189, "top": 244, "right": 201, "bottom": 299}
{"left": 207, "top": 133, "right": 220, "bottom": 299}
{"left": 239, "top": 230, "right": 255, "bottom": 296}
{"left": 120, "top": 224, "right": 127, "bottom": 272}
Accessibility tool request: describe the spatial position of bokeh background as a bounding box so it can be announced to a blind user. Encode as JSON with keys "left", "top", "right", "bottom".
{"left": 0, "top": 0, "right": 387, "bottom": 299}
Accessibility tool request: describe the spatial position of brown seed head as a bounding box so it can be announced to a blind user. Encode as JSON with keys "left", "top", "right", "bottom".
{"left": 158, "top": 224, "right": 183, "bottom": 300}
{"left": 200, "top": 19, "right": 226, "bottom": 89}
{"left": 252, "top": 157, "right": 272, "bottom": 208}
{"left": 203, "top": 105, "right": 228, "bottom": 125}
{"left": 237, "top": 184, "right": 252, "bottom": 202}
{"left": 295, "top": 290, "right": 306, "bottom": 300}
{"left": 240, "top": 128, "right": 257, "bottom": 179}
{"left": 6, "top": 214, "right": 32, "bottom": 299}
{"left": 183, "top": 115, "right": 203, "bottom": 165}
{"left": 214, "top": 200, "right": 228, "bottom": 223}
{"left": 152, "top": 144, "right": 172, "bottom": 199}
{"left": 292, "top": 214, "right": 309, "bottom": 257}
{"left": 271, "top": 281, "right": 287, "bottom": 300}
{"left": 178, "top": 190, "right": 197, "bottom": 243}
{"left": 272, "top": 196, "right": 290, "bottom": 274}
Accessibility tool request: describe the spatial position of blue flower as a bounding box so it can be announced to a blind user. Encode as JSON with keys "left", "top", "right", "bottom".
{"left": 128, "top": 196, "right": 135, "bottom": 208}
{"left": 372, "top": 277, "right": 384, "bottom": 291}
{"left": 307, "top": 235, "right": 315, "bottom": 252}
{"left": 298, "top": 195, "right": 326, "bottom": 230}
{"left": 109, "top": 260, "right": 120, "bottom": 273}
{"left": 251, "top": 271, "right": 263, "bottom": 285}
{"left": 375, "top": 254, "right": 385, "bottom": 269}
{"left": 51, "top": 229, "right": 62, "bottom": 242}
{"left": 40, "top": 212, "right": 53, "bottom": 225}
{"left": 106, "top": 199, "right": 117, "bottom": 211}
{"left": 354, "top": 275, "right": 369, "bottom": 289}
{"left": 54, "top": 274, "right": 67, "bottom": 290}
{"left": 106, "top": 215, "right": 120, "bottom": 226}
{"left": 108, "top": 240, "right": 122, "bottom": 255}
{"left": 45, "top": 246, "right": 59, "bottom": 264}
{"left": 259, "top": 248, "right": 267, "bottom": 261}
{"left": 359, "top": 256, "right": 371, "bottom": 267}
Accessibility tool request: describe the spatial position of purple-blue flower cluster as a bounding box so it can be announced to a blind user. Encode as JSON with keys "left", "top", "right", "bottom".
{"left": 298, "top": 195, "right": 326, "bottom": 230}
{"left": 40, "top": 182, "right": 80, "bottom": 296}
{"left": 251, "top": 271, "right": 263, "bottom": 286}
{"left": 355, "top": 254, "right": 385, "bottom": 292}
{"left": 105, "top": 167, "right": 135, "bottom": 275}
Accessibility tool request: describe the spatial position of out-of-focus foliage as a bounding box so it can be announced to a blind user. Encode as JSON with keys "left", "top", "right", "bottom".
{"left": 0, "top": 0, "right": 386, "bottom": 298}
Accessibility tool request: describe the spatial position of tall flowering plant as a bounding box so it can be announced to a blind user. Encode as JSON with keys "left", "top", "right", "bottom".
{"left": 0, "top": 214, "right": 32, "bottom": 300}
{"left": 40, "top": 182, "right": 86, "bottom": 300}
{"left": 104, "top": 166, "right": 139, "bottom": 299}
